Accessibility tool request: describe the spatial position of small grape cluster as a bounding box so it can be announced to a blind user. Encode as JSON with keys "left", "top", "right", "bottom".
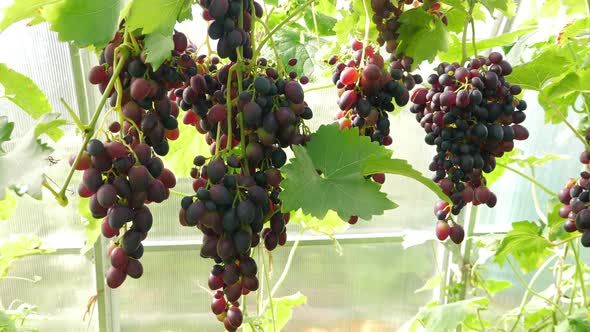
{"left": 88, "top": 30, "right": 196, "bottom": 156}
{"left": 331, "top": 40, "right": 410, "bottom": 145}
{"left": 72, "top": 136, "right": 176, "bottom": 288}
{"left": 410, "top": 52, "right": 529, "bottom": 243}
{"left": 329, "top": 40, "right": 412, "bottom": 225}
{"left": 557, "top": 129, "right": 590, "bottom": 247}
{"left": 201, "top": 0, "right": 263, "bottom": 61}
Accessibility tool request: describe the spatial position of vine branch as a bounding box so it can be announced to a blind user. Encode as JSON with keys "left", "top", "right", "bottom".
{"left": 495, "top": 162, "right": 557, "bottom": 197}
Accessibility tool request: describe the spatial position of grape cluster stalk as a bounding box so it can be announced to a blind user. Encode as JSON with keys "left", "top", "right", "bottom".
{"left": 409, "top": 52, "right": 529, "bottom": 243}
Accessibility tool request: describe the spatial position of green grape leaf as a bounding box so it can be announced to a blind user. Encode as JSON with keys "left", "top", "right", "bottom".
{"left": 478, "top": 0, "right": 516, "bottom": 16}
{"left": 438, "top": 27, "right": 536, "bottom": 63}
{"left": 416, "top": 297, "right": 489, "bottom": 332}
{"left": 77, "top": 196, "right": 101, "bottom": 255}
{"left": 415, "top": 273, "right": 443, "bottom": 294}
{"left": 244, "top": 293, "right": 307, "bottom": 332}
{"left": 544, "top": 69, "right": 590, "bottom": 98}
{"left": 538, "top": 84, "right": 579, "bottom": 124}
{"left": 0, "top": 234, "right": 54, "bottom": 278}
{"left": 0, "top": 310, "right": 17, "bottom": 332}
{"left": 271, "top": 27, "right": 315, "bottom": 77}
{"left": 0, "top": 190, "right": 17, "bottom": 220}
{"left": 280, "top": 124, "right": 397, "bottom": 220}
{"left": 444, "top": 7, "right": 468, "bottom": 34}
{"left": 304, "top": 8, "right": 336, "bottom": 36}
{"left": 397, "top": 9, "right": 448, "bottom": 64}
{"left": 361, "top": 157, "right": 450, "bottom": 203}
{"left": 143, "top": 32, "right": 173, "bottom": 70}
{"left": 0, "top": 0, "right": 59, "bottom": 31}
{"left": 490, "top": 149, "right": 567, "bottom": 185}
{"left": 0, "top": 113, "right": 64, "bottom": 200}
{"left": 42, "top": 0, "right": 121, "bottom": 48}
{"left": 562, "top": 0, "right": 587, "bottom": 15}
{"left": 0, "top": 63, "right": 52, "bottom": 120}
{"left": 494, "top": 221, "right": 551, "bottom": 273}
{"left": 482, "top": 279, "right": 512, "bottom": 295}
{"left": 290, "top": 209, "right": 349, "bottom": 236}
{"left": 556, "top": 309, "right": 590, "bottom": 332}
{"left": 162, "top": 122, "right": 210, "bottom": 177}
{"left": 509, "top": 46, "right": 571, "bottom": 91}
{"left": 332, "top": 0, "right": 378, "bottom": 45}
{"left": 125, "top": 0, "right": 190, "bottom": 34}
{"left": 0, "top": 116, "right": 15, "bottom": 153}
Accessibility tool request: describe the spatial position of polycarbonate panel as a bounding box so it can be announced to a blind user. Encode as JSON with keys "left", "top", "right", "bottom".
{"left": 0, "top": 253, "right": 98, "bottom": 331}
{"left": 476, "top": 91, "right": 581, "bottom": 229}
{"left": 116, "top": 241, "right": 434, "bottom": 331}
{"left": 0, "top": 19, "right": 90, "bottom": 248}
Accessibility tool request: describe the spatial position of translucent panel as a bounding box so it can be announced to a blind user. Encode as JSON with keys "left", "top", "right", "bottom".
{"left": 0, "top": 21, "right": 93, "bottom": 247}
{"left": 0, "top": 254, "right": 98, "bottom": 331}
{"left": 117, "top": 241, "right": 434, "bottom": 331}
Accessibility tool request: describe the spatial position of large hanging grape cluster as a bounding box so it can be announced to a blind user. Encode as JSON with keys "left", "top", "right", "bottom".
{"left": 557, "top": 129, "right": 590, "bottom": 247}
{"left": 201, "top": 0, "right": 262, "bottom": 61}
{"left": 409, "top": 52, "right": 529, "bottom": 243}
{"left": 175, "top": 9, "right": 312, "bottom": 332}
{"left": 80, "top": 31, "right": 199, "bottom": 286}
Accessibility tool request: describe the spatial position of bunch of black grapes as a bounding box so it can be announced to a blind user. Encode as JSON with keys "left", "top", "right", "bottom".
{"left": 72, "top": 135, "right": 176, "bottom": 288}
{"left": 409, "top": 52, "right": 529, "bottom": 243}
{"left": 177, "top": 57, "right": 312, "bottom": 331}
{"left": 557, "top": 128, "right": 590, "bottom": 247}
{"left": 201, "top": 0, "right": 263, "bottom": 61}
{"left": 88, "top": 30, "right": 196, "bottom": 156}
{"left": 329, "top": 40, "right": 416, "bottom": 224}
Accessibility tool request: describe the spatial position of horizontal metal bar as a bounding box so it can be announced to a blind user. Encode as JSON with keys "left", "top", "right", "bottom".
{"left": 46, "top": 231, "right": 410, "bottom": 254}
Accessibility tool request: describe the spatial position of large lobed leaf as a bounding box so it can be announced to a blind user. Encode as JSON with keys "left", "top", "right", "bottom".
{"left": 280, "top": 124, "right": 396, "bottom": 220}
{"left": 0, "top": 63, "right": 52, "bottom": 120}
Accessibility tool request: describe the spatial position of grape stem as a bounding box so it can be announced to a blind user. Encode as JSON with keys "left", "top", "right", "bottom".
{"left": 507, "top": 255, "right": 563, "bottom": 332}
{"left": 539, "top": 93, "right": 590, "bottom": 150}
{"left": 261, "top": 250, "right": 276, "bottom": 332}
{"left": 60, "top": 98, "right": 85, "bottom": 132}
{"left": 311, "top": 2, "right": 321, "bottom": 48}
{"left": 495, "top": 162, "right": 557, "bottom": 197}
{"left": 570, "top": 241, "right": 588, "bottom": 307}
{"left": 255, "top": 0, "right": 317, "bottom": 56}
{"left": 461, "top": 1, "right": 475, "bottom": 64}
{"left": 303, "top": 83, "right": 333, "bottom": 93}
{"left": 168, "top": 189, "right": 192, "bottom": 198}
{"left": 359, "top": 0, "right": 370, "bottom": 70}
{"left": 55, "top": 51, "right": 129, "bottom": 204}
{"left": 469, "top": 0, "right": 477, "bottom": 58}
{"left": 261, "top": 229, "right": 304, "bottom": 314}
{"left": 223, "top": 66, "right": 236, "bottom": 153}
{"left": 43, "top": 180, "right": 67, "bottom": 206}
{"left": 253, "top": 17, "right": 284, "bottom": 75}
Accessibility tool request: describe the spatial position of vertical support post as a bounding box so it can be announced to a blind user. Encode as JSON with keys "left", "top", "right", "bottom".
{"left": 68, "top": 44, "right": 119, "bottom": 332}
